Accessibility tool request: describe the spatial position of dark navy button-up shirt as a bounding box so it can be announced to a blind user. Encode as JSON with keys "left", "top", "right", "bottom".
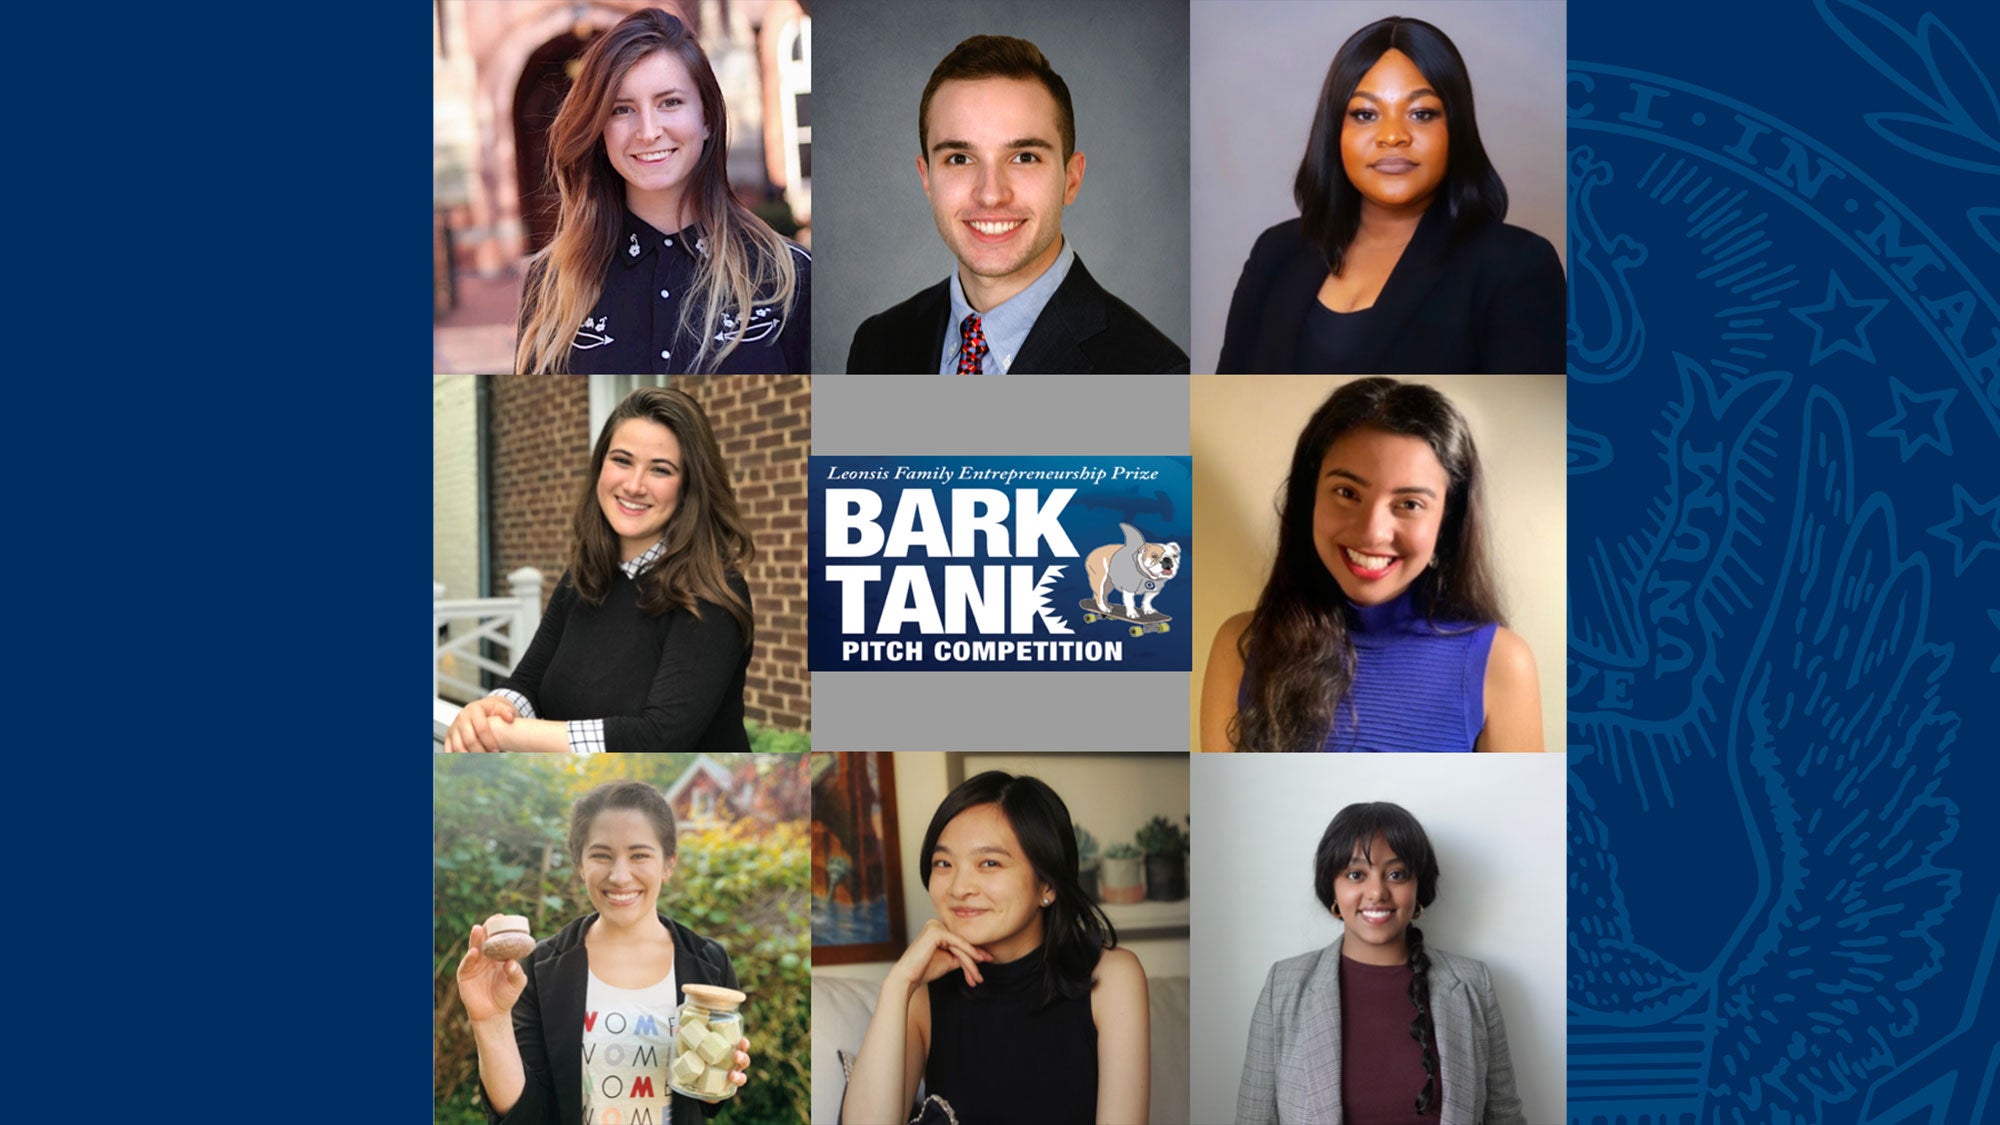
{"left": 559, "top": 210, "right": 810, "bottom": 374}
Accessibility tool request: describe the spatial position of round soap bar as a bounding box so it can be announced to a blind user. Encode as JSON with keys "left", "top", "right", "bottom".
{"left": 481, "top": 914, "right": 535, "bottom": 961}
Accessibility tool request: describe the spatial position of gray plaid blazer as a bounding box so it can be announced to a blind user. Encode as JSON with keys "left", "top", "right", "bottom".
{"left": 1235, "top": 937, "right": 1526, "bottom": 1125}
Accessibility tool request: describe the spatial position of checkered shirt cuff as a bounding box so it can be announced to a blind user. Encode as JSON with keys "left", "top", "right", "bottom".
{"left": 567, "top": 719, "right": 608, "bottom": 755}
{"left": 485, "top": 688, "right": 537, "bottom": 719}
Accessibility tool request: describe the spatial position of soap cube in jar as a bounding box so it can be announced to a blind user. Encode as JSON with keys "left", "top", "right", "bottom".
{"left": 676, "top": 1016, "right": 709, "bottom": 1051}
{"left": 670, "top": 1051, "right": 706, "bottom": 1088}
{"left": 697, "top": 1059, "right": 732, "bottom": 1097}
{"left": 696, "top": 1029, "right": 734, "bottom": 1067}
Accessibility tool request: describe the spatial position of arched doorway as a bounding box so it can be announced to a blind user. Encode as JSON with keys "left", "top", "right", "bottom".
{"left": 511, "top": 30, "right": 595, "bottom": 256}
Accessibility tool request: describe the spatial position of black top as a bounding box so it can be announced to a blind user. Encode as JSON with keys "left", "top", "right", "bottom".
{"left": 1294, "top": 300, "right": 1380, "bottom": 372}
{"left": 926, "top": 946, "right": 1096, "bottom": 1125}
{"left": 847, "top": 257, "right": 1189, "bottom": 374}
{"left": 482, "top": 912, "right": 736, "bottom": 1125}
{"left": 1217, "top": 207, "right": 1566, "bottom": 374}
{"left": 532, "top": 210, "right": 810, "bottom": 375}
{"left": 498, "top": 569, "right": 752, "bottom": 753}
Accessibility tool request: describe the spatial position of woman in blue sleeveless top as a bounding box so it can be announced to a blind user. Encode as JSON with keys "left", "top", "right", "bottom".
{"left": 1201, "top": 377, "right": 1542, "bottom": 752}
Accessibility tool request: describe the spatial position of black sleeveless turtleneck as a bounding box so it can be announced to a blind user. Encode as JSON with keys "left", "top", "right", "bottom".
{"left": 924, "top": 944, "right": 1097, "bottom": 1124}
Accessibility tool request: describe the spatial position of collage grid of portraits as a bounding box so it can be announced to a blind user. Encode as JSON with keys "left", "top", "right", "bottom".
{"left": 426, "top": 4, "right": 2000, "bottom": 1125}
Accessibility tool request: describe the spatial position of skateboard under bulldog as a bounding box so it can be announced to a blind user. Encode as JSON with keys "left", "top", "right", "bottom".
{"left": 1078, "top": 599, "right": 1172, "bottom": 637}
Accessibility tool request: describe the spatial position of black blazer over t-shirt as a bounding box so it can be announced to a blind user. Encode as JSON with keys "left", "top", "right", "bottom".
{"left": 483, "top": 913, "right": 738, "bottom": 1125}
{"left": 1217, "top": 206, "right": 1566, "bottom": 374}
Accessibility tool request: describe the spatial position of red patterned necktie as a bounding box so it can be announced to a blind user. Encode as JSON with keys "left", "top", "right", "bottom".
{"left": 957, "top": 313, "right": 989, "bottom": 375}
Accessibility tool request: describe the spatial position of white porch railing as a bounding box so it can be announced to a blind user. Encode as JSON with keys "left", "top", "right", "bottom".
{"left": 434, "top": 567, "right": 543, "bottom": 702}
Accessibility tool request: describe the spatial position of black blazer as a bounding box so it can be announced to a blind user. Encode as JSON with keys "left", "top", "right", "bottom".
{"left": 485, "top": 912, "right": 738, "bottom": 1125}
{"left": 1217, "top": 207, "right": 1565, "bottom": 373}
{"left": 846, "top": 257, "right": 1189, "bottom": 374}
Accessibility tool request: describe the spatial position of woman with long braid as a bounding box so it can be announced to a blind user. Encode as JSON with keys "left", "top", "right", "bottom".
{"left": 1236, "top": 802, "right": 1523, "bottom": 1124}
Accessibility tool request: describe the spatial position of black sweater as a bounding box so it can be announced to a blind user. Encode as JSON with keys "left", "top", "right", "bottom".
{"left": 498, "top": 570, "right": 752, "bottom": 753}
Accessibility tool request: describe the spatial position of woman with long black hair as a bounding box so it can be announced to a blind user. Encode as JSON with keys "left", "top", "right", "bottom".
{"left": 1238, "top": 801, "right": 1525, "bottom": 1124}
{"left": 1201, "top": 377, "right": 1542, "bottom": 753}
{"left": 1216, "top": 17, "right": 1563, "bottom": 374}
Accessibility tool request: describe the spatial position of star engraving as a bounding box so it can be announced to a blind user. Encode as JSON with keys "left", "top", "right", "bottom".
{"left": 1926, "top": 485, "right": 2000, "bottom": 576}
{"left": 1866, "top": 376, "right": 1957, "bottom": 461}
{"left": 1789, "top": 270, "right": 1888, "bottom": 365}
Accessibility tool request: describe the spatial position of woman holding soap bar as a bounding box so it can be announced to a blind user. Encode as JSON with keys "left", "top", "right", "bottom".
{"left": 1201, "top": 377, "right": 1543, "bottom": 753}
{"left": 1237, "top": 802, "right": 1524, "bottom": 1124}
{"left": 841, "top": 771, "right": 1151, "bottom": 1124}
{"left": 454, "top": 780, "right": 753, "bottom": 1124}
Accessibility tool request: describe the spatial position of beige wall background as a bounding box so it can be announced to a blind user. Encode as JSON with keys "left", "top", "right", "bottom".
{"left": 814, "top": 751, "right": 1192, "bottom": 982}
{"left": 1189, "top": 374, "right": 1565, "bottom": 752}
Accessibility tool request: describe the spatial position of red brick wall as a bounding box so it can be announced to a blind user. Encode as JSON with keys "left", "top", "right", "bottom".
{"left": 491, "top": 376, "right": 591, "bottom": 599}
{"left": 676, "top": 375, "right": 811, "bottom": 734}
{"left": 487, "top": 374, "right": 812, "bottom": 737}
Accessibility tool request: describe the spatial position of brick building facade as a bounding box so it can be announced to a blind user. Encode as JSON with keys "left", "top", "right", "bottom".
{"left": 488, "top": 374, "right": 811, "bottom": 734}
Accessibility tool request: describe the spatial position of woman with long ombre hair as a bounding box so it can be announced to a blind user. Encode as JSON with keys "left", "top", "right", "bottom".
{"left": 441, "top": 386, "right": 755, "bottom": 754}
{"left": 1201, "top": 378, "right": 1542, "bottom": 752}
{"left": 517, "top": 7, "right": 808, "bottom": 375}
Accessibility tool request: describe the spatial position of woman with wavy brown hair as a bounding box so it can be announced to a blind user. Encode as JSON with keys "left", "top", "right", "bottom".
{"left": 442, "top": 386, "right": 755, "bottom": 754}
{"left": 1201, "top": 377, "right": 1541, "bottom": 753}
{"left": 517, "top": 7, "right": 808, "bottom": 375}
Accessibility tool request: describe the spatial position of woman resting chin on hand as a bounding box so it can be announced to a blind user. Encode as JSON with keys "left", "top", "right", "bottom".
{"left": 840, "top": 772, "right": 1151, "bottom": 1125}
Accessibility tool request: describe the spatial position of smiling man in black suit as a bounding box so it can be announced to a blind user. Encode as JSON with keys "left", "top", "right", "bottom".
{"left": 845, "top": 36, "right": 1189, "bottom": 375}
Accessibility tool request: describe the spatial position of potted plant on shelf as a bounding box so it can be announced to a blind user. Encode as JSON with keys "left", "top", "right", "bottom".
{"left": 1137, "top": 815, "right": 1189, "bottom": 901}
{"left": 1100, "top": 842, "right": 1145, "bottom": 904}
{"left": 1075, "top": 826, "right": 1101, "bottom": 899}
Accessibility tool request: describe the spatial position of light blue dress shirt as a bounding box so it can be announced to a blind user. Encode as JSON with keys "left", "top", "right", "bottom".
{"left": 937, "top": 239, "right": 1078, "bottom": 374}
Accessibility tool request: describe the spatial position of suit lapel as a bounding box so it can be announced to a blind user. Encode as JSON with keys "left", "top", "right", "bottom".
{"left": 1428, "top": 951, "right": 1475, "bottom": 1125}
{"left": 1298, "top": 940, "right": 1347, "bottom": 1123}
{"left": 542, "top": 932, "right": 591, "bottom": 1125}
{"left": 1350, "top": 204, "right": 1454, "bottom": 372}
{"left": 904, "top": 282, "right": 952, "bottom": 372}
{"left": 1012, "top": 259, "right": 1106, "bottom": 374}
{"left": 1255, "top": 245, "right": 1328, "bottom": 372}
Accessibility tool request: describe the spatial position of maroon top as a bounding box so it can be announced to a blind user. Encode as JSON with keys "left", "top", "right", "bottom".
{"left": 1338, "top": 955, "right": 1435, "bottom": 1123}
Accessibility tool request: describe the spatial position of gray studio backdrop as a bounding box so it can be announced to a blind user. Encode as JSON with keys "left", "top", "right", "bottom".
{"left": 1191, "top": 0, "right": 1568, "bottom": 371}
{"left": 813, "top": 376, "right": 1190, "bottom": 750}
{"left": 811, "top": 0, "right": 1192, "bottom": 373}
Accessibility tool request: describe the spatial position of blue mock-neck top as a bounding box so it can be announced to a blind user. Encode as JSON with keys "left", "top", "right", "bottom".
{"left": 1321, "top": 588, "right": 1497, "bottom": 752}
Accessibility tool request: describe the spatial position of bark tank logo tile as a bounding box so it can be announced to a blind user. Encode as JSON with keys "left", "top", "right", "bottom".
{"left": 809, "top": 456, "right": 1193, "bottom": 671}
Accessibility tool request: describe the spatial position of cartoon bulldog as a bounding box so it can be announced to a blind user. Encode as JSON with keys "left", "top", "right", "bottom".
{"left": 1086, "top": 522, "right": 1180, "bottom": 619}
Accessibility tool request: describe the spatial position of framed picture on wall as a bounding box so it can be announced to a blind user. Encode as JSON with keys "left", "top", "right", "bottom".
{"left": 945, "top": 752, "right": 1191, "bottom": 940}
{"left": 811, "top": 751, "right": 909, "bottom": 964}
